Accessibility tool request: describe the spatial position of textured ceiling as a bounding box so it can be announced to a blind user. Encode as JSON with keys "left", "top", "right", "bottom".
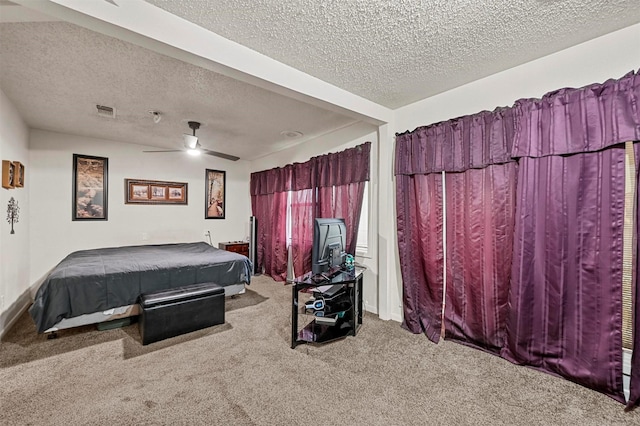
{"left": 146, "top": 0, "right": 640, "bottom": 108}
{"left": 1, "top": 1, "right": 639, "bottom": 160}
{"left": 0, "top": 21, "right": 358, "bottom": 160}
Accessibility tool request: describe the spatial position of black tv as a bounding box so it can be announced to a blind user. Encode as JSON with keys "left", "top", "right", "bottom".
{"left": 312, "top": 218, "right": 347, "bottom": 275}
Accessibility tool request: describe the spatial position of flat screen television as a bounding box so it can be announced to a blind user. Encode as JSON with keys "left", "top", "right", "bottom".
{"left": 312, "top": 218, "right": 347, "bottom": 275}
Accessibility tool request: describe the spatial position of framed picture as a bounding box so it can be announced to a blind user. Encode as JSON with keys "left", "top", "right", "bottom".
{"left": 2, "top": 160, "right": 15, "bottom": 189}
{"left": 125, "top": 179, "right": 188, "bottom": 204}
{"left": 14, "top": 162, "right": 25, "bottom": 188}
{"left": 73, "top": 154, "right": 108, "bottom": 220}
{"left": 205, "top": 169, "right": 225, "bottom": 219}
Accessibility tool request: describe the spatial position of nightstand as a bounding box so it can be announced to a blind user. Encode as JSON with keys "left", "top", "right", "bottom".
{"left": 218, "top": 241, "right": 249, "bottom": 257}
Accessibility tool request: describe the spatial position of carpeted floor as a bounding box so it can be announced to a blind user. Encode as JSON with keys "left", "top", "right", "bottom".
{"left": 0, "top": 275, "right": 637, "bottom": 425}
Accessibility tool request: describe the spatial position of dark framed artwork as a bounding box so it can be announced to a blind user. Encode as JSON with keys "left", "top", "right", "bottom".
{"left": 73, "top": 154, "right": 108, "bottom": 221}
{"left": 125, "top": 178, "right": 188, "bottom": 204}
{"left": 205, "top": 169, "right": 225, "bottom": 219}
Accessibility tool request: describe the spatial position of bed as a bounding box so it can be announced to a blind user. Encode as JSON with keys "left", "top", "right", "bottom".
{"left": 29, "top": 242, "right": 252, "bottom": 334}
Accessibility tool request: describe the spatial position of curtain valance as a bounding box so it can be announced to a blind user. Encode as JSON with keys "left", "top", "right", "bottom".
{"left": 395, "top": 70, "right": 640, "bottom": 175}
{"left": 511, "top": 70, "right": 640, "bottom": 158}
{"left": 250, "top": 163, "right": 312, "bottom": 195}
{"left": 250, "top": 142, "right": 371, "bottom": 195}
{"left": 312, "top": 141, "right": 371, "bottom": 188}
{"left": 395, "top": 107, "right": 516, "bottom": 175}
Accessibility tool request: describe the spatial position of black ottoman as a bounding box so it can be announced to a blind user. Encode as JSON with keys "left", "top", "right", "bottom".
{"left": 139, "top": 282, "right": 225, "bottom": 345}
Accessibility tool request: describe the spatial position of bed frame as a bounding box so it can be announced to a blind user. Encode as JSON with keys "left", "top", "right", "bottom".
{"left": 44, "top": 283, "right": 245, "bottom": 334}
{"left": 31, "top": 242, "right": 252, "bottom": 335}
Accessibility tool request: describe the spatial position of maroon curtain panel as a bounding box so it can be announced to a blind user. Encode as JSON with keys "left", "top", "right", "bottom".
{"left": 396, "top": 173, "right": 444, "bottom": 342}
{"left": 444, "top": 163, "right": 517, "bottom": 354}
{"left": 317, "top": 182, "right": 366, "bottom": 255}
{"left": 251, "top": 142, "right": 371, "bottom": 280}
{"left": 250, "top": 192, "right": 288, "bottom": 281}
{"left": 502, "top": 150, "right": 626, "bottom": 403}
{"left": 395, "top": 107, "right": 516, "bottom": 344}
{"left": 290, "top": 188, "right": 314, "bottom": 277}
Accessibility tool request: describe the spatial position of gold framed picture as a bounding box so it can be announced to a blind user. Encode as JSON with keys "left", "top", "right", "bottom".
{"left": 125, "top": 179, "right": 188, "bottom": 204}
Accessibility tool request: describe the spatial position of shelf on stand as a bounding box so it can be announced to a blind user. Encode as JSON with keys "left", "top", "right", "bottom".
{"left": 291, "top": 267, "right": 364, "bottom": 349}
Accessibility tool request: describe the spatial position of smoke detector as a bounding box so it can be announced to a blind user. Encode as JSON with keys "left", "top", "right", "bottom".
{"left": 96, "top": 104, "right": 116, "bottom": 118}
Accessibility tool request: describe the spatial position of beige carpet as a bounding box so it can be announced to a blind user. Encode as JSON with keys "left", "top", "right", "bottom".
{"left": 0, "top": 275, "right": 637, "bottom": 425}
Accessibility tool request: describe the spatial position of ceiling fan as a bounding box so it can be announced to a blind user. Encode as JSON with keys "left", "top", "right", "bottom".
{"left": 143, "top": 121, "right": 240, "bottom": 161}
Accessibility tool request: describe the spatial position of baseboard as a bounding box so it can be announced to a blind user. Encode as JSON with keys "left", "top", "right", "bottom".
{"left": 364, "top": 303, "right": 377, "bottom": 314}
{"left": 0, "top": 289, "right": 32, "bottom": 340}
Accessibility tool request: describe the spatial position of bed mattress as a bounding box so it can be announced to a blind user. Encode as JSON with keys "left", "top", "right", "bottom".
{"left": 30, "top": 242, "right": 252, "bottom": 333}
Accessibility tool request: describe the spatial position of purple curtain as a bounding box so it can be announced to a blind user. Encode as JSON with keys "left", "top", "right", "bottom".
{"left": 314, "top": 143, "right": 370, "bottom": 255}
{"left": 396, "top": 173, "right": 444, "bottom": 342}
{"left": 502, "top": 149, "right": 626, "bottom": 403}
{"left": 317, "top": 182, "right": 365, "bottom": 255}
{"left": 396, "top": 70, "right": 640, "bottom": 406}
{"left": 395, "top": 107, "right": 516, "bottom": 345}
{"left": 395, "top": 108, "right": 515, "bottom": 174}
{"left": 511, "top": 70, "right": 640, "bottom": 158}
{"left": 290, "top": 188, "right": 314, "bottom": 277}
{"left": 504, "top": 71, "right": 639, "bottom": 403}
{"left": 250, "top": 191, "right": 288, "bottom": 281}
{"left": 251, "top": 142, "right": 371, "bottom": 279}
{"left": 444, "top": 163, "right": 517, "bottom": 354}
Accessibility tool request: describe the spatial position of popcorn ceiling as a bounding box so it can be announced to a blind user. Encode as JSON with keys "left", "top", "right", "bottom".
{"left": 146, "top": 0, "right": 640, "bottom": 108}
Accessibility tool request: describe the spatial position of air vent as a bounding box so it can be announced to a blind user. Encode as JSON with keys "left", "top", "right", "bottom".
{"left": 96, "top": 104, "right": 116, "bottom": 118}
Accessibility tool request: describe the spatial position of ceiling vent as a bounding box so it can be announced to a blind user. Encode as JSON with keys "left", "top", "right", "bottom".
{"left": 96, "top": 104, "right": 116, "bottom": 118}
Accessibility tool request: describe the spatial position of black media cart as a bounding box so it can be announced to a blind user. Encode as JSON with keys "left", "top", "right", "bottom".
{"left": 291, "top": 267, "right": 364, "bottom": 349}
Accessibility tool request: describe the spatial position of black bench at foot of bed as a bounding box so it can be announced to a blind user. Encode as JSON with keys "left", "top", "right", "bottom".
{"left": 139, "top": 282, "right": 225, "bottom": 345}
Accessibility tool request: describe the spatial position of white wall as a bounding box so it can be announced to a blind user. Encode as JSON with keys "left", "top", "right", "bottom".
{"left": 383, "top": 23, "right": 640, "bottom": 323}
{"left": 250, "top": 121, "right": 381, "bottom": 314}
{"left": 29, "top": 130, "right": 251, "bottom": 287}
{"left": 0, "top": 89, "right": 30, "bottom": 337}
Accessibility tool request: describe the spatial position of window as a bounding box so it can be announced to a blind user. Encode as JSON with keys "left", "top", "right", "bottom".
{"left": 355, "top": 181, "right": 369, "bottom": 255}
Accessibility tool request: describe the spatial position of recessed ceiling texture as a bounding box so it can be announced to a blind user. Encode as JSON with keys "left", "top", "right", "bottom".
{"left": 0, "top": 0, "right": 639, "bottom": 159}
{"left": 146, "top": 0, "right": 640, "bottom": 108}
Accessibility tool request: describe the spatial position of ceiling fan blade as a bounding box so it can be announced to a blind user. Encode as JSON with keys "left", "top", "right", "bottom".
{"left": 143, "top": 150, "right": 183, "bottom": 153}
{"left": 202, "top": 149, "right": 240, "bottom": 161}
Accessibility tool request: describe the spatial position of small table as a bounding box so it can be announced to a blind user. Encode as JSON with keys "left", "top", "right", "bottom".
{"left": 290, "top": 267, "right": 364, "bottom": 349}
{"left": 218, "top": 241, "right": 249, "bottom": 257}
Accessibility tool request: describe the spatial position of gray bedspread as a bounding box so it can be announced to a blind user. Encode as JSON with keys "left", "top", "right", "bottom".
{"left": 30, "top": 242, "right": 252, "bottom": 333}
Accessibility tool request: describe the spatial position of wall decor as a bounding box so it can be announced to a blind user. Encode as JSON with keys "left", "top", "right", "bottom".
{"left": 6, "top": 197, "right": 19, "bottom": 234}
{"left": 14, "top": 161, "right": 25, "bottom": 188}
{"left": 2, "top": 160, "right": 15, "bottom": 189}
{"left": 205, "top": 169, "right": 225, "bottom": 219}
{"left": 125, "top": 178, "right": 188, "bottom": 204}
{"left": 73, "top": 154, "right": 108, "bottom": 221}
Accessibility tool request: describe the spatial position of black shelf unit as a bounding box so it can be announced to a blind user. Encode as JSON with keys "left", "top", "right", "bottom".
{"left": 291, "top": 267, "right": 364, "bottom": 349}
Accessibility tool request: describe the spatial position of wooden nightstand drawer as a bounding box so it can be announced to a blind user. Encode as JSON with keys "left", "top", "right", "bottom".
{"left": 218, "top": 241, "right": 249, "bottom": 257}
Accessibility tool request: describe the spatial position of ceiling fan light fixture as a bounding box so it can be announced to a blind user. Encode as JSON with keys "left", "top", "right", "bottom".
{"left": 183, "top": 134, "right": 199, "bottom": 149}
{"left": 187, "top": 148, "right": 201, "bottom": 156}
